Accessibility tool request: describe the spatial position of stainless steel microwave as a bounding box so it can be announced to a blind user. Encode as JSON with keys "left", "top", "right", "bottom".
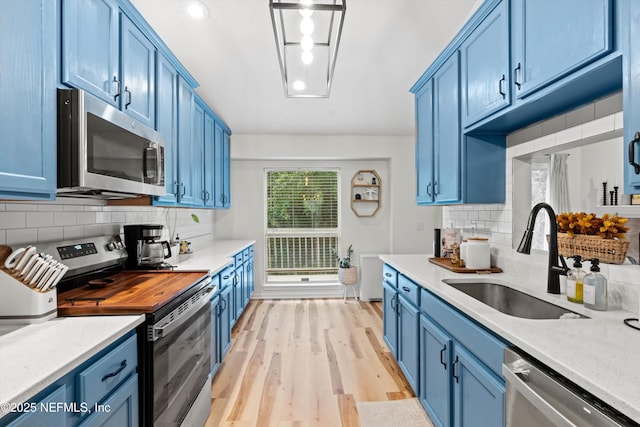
{"left": 57, "top": 88, "right": 165, "bottom": 198}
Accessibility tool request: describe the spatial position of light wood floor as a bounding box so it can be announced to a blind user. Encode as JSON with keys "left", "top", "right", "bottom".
{"left": 205, "top": 299, "right": 415, "bottom": 427}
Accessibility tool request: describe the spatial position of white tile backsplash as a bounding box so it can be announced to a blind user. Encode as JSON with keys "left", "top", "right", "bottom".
{"left": 0, "top": 200, "right": 216, "bottom": 248}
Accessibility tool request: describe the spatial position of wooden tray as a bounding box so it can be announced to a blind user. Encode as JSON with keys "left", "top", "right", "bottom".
{"left": 428, "top": 257, "right": 502, "bottom": 274}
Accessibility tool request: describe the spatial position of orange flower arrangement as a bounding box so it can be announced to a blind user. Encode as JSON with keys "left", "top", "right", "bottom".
{"left": 556, "top": 212, "right": 629, "bottom": 239}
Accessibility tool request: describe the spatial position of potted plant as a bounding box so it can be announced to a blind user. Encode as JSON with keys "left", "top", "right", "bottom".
{"left": 333, "top": 244, "right": 357, "bottom": 285}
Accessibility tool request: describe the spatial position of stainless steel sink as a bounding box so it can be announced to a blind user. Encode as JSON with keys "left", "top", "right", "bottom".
{"left": 442, "top": 280, "right": 588, "bottom": 319}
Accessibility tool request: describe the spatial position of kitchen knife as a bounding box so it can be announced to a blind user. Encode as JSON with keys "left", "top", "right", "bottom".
{"left": 4, "top": 247, "right": 25, "bottom": 270}
{"left": 24, "top": 257, "right": 45, "bottom": 283}
{"left": 13, "top": 246, "right": 35, "bottom": 274}
{"left": 17, "top": 249, "right": 39, "bottom": 277}
{"left": 35, "top": 263, "right": 57, "bottom": 290}
{"left": 29, "top": 259, "right": 50, "bottom": 286}
{"left": 41, "top": 264, "right": 68, "bottom": 292}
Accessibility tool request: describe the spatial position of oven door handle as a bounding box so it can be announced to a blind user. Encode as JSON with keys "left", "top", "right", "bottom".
{"left": 502, "top": 362, "right": 576, "bottom": 427}
{"left": 150, "top": 278, "right": 214, "bottom": 341}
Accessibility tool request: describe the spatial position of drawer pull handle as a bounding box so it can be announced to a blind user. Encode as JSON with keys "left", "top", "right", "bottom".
{"left": 514, "top": 63, "right": 522, "bottom": 89}
{"left": 402, "top": 286, "right": 410, "bottom": 293}
{"left": 101, "top": 360, "right": 127, "bottom": 382}
{"left": 440, "top": 345, "right": 447, "bottom": 369}
{"left": 628, "top": 131, "right": 640, "bottom": 174}
{"left": 384, "top": 273, "right": 392, "bottom": 277}
{"left": 498, "top": 74, "right": 506, "bottom": 97}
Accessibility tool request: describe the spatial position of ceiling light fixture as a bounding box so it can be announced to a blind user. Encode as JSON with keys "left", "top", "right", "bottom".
{"left": 269, "top": 0, "right": 346, "bottom": 98}
{"left": 187, "top": 1, "right": 208, "bottom": 19}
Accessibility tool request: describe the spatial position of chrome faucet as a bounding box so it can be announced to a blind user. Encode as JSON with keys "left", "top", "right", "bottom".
{"left": 516, "top": 202, "right": 569, "bottom": 294}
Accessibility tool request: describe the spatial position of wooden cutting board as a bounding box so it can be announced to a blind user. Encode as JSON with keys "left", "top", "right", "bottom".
{"left": 57, "top": 270, "right": 209, "bottom": 315}
{"left": 428, "top": 257, "right": 502, "bottom": 273}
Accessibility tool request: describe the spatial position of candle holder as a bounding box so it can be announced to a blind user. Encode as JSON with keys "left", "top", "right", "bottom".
{"left": 610, "top": 190, "right": 615, "bottom": 206}
{"left": 602, "top": 182, "right": 608, "bottom": 205}
{"left": 613, "top": 186, "right": 619, "bottom": 206}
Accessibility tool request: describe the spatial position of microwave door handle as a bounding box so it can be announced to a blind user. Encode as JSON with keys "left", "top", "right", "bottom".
{"left": 143, "top": 146, "right": 158, "bottom": 183}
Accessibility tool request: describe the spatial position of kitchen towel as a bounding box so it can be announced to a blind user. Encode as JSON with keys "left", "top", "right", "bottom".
{"left": 356, "top": 398, "right": 433, "bottom": 427}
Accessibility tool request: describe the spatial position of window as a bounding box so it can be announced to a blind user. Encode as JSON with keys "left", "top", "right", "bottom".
{"left": 265, "top": 170, "right": 339, "bottom": 283}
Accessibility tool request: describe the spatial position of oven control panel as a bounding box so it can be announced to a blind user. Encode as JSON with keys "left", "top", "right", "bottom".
{"left": 57, "top": 242, "right": 98, "bottom": 260}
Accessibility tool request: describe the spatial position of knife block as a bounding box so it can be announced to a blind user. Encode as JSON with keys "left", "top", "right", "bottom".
{"left": 0, "top": 268, "right": 57, "bottom": 324}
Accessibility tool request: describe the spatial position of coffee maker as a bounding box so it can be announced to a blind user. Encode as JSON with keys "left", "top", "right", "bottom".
{"left": 123, "top": 224, "right": 172, "bottom": 269}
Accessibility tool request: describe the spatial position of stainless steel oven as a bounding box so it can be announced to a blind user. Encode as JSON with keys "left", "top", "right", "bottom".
{"left": 57, "top": 88, "right": 165, "bottom": 198}
{"left": 143, "top": 278, "right": 214, "bottom": 427}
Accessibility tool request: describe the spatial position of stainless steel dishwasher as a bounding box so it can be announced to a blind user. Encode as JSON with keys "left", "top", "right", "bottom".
{"left": 503, "top": 347, "right": 638, "bottom": 427}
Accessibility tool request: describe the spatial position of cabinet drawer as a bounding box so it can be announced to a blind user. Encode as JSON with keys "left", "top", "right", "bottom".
{"left": 382, "top": 264, "right": 398, "bottom": 287}
{"left": 220, "top": 264, "right": 235, "bottom": 288}
{"left": 6, "top": 385, "right": 67, "bottom": 427}
{"left": 421, "top": 289, "right": 508, "bottom": 376}
{"left": 242, "top": 248, "right": 250, "bottom": 260}
{"left": 76, "top": 334, "right": 137, "bottom": 409}
{"left": 249, "top": 246, "right": 254, "bottom": 257}
{"left": 398, "top": 275, "right": 419, "bottom": 307}
{"left": 234, "top": 252, "right": 244, "bottom": 265}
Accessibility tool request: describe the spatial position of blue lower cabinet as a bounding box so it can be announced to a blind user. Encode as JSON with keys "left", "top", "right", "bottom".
{"left": 5, "top": 385, "right": 67, "bottom": 427}
{"left": 0, "top": 332, "right": 138, "bottom": 427}
{"left": 420, "top": 315, "right": 452, "bottom": 427}
{"left": 210, "top": 294, "right": 221, "bottom": 376}
{"left": 382, "top": 281, "right": 398, "bottom": 359}
{"left": 453, "top": 346, "right": 505, "bottom": 427}
{"left": 77, "top": 374, "right": 139, "bottom": 427}
{"left": 397, "top": 295, "right": 420, "bottom": 393}
{"left": 218, "top": 286, "right": 232, "bottom": 360}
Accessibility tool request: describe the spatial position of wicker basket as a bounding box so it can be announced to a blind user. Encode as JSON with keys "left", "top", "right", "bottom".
{"left": 556, "top": 233, "right": 630, "bottom": 264}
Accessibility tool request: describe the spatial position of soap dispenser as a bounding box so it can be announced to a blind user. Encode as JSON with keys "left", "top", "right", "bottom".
{"left": 583, "top": 258, "right": 607, "bottom": 311}
{"left": 566, "top": 255, "right": 585, "bottom": 304}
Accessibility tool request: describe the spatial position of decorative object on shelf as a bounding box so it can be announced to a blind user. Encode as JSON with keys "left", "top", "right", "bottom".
{"left": 602, "top": 181, "right": 608, "bottom": 205}
{"left": 614, "top": 186, "right": 619, "bottom": 205}
{"left": 556, "top": 212, "right": 630, "bottom": 264}
{"left": 268, "top": 0, "right": 346, "bottom": 98}
{"left": 351, "top": 170, "right": 381, "bottom": 217}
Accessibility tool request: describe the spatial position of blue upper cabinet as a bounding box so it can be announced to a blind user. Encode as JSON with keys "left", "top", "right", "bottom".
{"left": 433, "top": 53, "right": 461, "bottom": 204}
{"left": 156, "top": 54, "right": 179, "bottom": 204}
{"left": 120, "top": 14, "right": 156, "bottom": 126}
{"left": 511, "top": 0, "right": 613, "bottom": 99}
{"left": 213, "top": 123, "right": 232, "bottom": 208}
{"left": 0, "top": 0, "right": 57, "bottom": 200}
{"left": 203, "top": 113, "right": 216, "bottom": 207}
{"left": 415, "top": 81, "right": 434, "bottom": 204}
{"left": 460, "top": 0, "right": 510, "bottom": 127}
{"left": 176, "top": 78, "right": 198, "bottom": 206}
{"left": 62, "top": 0, "right": 156, "bottom": 128}
{"left": 192, "top": 100, "right": 205, "bottom": 207}
{"left": 624, "top": 0, "right": 640, "bottom": 192}
{"left": 62, "top": 0, "right": 119, "bottom": 106}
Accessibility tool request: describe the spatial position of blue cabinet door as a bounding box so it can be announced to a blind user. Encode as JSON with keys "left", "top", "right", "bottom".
{"left": 120, "top": 15, "right": 156, "bottom": 127}
{"left": 624, "top": 0, "right": 640, "bottom": 192}
{"left": 433, "top": 53, "right": 461, "bottom": 204}
{"left": 176, "top": 77, "right": 197, "bottom": 205}
{"left": 0, "top": 0, "right": 57, "bottom": 200}
{"left": 452, "top": 346, "right": 505, "bottom": 427}
{"left": 232, "top": 267, "right": 244, "bottom": 323}
{"left": 155, "top": 55, "right": 178, "bottom": 204}
{"left": 62, "top": 0, "right": 119, "bottom": 106}
{"left": 203, "top": 113, "right": 216, "bottom": 207}
{"left": 5, "top": 385, "right": 67, "bottom": 427}
{"left": 219, "top": 286, "right": 232, "bottom": 359}
{"left": 511, "top": 0, "right": 613, "bottom": 99}
{"left": 243, "top": 261, "right": 251, "bottom": 306}
{"left": 78, "top": 374, "right": 139, "bottom": 427}
{"left": 420, "top": 315, "right": 452, "bottom": 427}
{"left": 460, "top": 0, "right": 510, "bottom": 127}
{"left": 210, "top": 295, "right": 221, "bottom": 376}
{"left": 213, "top": 123, "right": 232, "bottom": 208}
{"left": 415, "top": 81, "right": 434, "bottom": 204}
{"left": 382, "top": 281, "right": 398, "bottom": 359}
{"left": 397, "top": 296, "right": 420, "bottom": 394}
{"left": 192, "top": 101, "right": 205, "bottom": 207}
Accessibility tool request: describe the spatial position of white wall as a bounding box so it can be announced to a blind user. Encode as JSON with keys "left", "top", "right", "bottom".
{"left": 214, "top": 134, "right": 441, "bottom": 297}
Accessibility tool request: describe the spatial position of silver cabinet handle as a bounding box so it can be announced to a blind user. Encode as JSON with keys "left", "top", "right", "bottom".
{"left": 498, "top": 74, "right": 506, "bottom": 97}
{"left": 112, "top": 76, "right": 120, "bottom": 100}
{"left": 514, "top": 63, "right": 522, "bottom": 90}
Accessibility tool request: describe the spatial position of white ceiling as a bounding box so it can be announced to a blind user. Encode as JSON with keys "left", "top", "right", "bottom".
{"left": 131, "top": 0, "right": 482, "bottom": 136}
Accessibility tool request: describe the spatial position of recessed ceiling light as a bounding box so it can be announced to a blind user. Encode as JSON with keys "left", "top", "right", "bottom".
{"left": 301, "top": 51, "right": 313, "bottom": 65}
{"left": 293, "top": 80, "right": 306, "bottom": 91}
{"left": 187, "top": 2, "right": 206, "bottom": 19}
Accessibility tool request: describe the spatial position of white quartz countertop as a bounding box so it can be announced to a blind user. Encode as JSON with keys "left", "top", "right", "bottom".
{"left": 0, "top": 314, "right": 145, "bottom": 419}
{"left": 170, "top": 239, "right": 255, "bottom": 275}
{"left": 380, "top": 254, "right": 640, "bottom": 423}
